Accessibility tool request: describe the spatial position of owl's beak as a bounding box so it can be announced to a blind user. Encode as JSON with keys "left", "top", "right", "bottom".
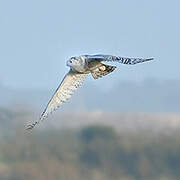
{"left": 66, "top": 60, "right": 71, "bottom": 67}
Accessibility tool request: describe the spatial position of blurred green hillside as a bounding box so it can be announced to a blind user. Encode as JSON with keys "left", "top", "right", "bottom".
{"left": 0, "top": 108, "right": 180, "bottom": 180}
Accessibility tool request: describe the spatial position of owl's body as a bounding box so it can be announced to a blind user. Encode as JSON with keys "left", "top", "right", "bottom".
{"left": 26, "top": 54, "right": 154, "bottom": 130}
{"left": 67, "top": 55, "right": 103, "bottom": 73}
{"left": 67, "top": 55, "right": 117, "bottom": 79}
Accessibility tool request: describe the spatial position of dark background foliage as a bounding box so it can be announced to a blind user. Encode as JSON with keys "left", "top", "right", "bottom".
{"left": 0, "top": 108, "right": 180, "bottom": 180}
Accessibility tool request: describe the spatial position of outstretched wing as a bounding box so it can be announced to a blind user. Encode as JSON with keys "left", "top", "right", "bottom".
{"left": 87, "top": 54, "right": 154, "bottom": 65}
{"left": 26, "top": 70, "right": 87, "bottom": 130}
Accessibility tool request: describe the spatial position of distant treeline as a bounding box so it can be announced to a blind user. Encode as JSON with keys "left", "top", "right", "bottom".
{"left": 0, "top": 107, "right": 180, "bottom": 179}
{"left": 0, "top": 124, "right": 180, "bottom": 180}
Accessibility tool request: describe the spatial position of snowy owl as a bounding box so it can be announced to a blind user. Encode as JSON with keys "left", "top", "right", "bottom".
{"left": 26, "top": 54, "right": 153, "bottom": 130}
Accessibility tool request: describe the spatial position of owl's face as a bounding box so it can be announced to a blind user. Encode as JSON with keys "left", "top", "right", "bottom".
{"left": 67, "top": 57, "right": 81, "bottom": 66}
{"left": 67, "top": 56, "right": 85, "bottom": 72}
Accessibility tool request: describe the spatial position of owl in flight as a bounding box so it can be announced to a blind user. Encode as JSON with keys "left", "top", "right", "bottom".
{"left": 26, "top": 54, "right": 153, "bottom": 130}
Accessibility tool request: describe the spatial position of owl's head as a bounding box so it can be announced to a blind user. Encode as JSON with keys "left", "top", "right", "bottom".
{"left": 67, "top": 56, "right": 85, "bottom": 72}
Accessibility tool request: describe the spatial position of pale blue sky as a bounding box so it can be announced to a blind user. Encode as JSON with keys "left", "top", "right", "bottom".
{"left": 0, "top": 0, "right": 179, "bottom": 90}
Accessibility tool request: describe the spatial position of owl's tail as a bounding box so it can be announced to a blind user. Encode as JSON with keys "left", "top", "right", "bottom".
{"left": 91, "top": 63, "right": 116, "bottom": 79}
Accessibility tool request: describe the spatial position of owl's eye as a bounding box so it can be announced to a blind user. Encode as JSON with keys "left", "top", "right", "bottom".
{"left": 69, "top": 60, "right": 72, "bottom": 63}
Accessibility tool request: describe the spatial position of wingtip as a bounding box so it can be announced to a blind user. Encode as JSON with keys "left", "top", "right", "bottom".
{"left": 25, "top": 121, "right": 38, "bottom": 131}
{"left": 25, "top": 114, "right": 46, "bottom": 131}
{"left": 147, "top": 58, "right": 154, "bottom": 61}
{"left": 25, "top": 125, "right": 34, "bottom": 131}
